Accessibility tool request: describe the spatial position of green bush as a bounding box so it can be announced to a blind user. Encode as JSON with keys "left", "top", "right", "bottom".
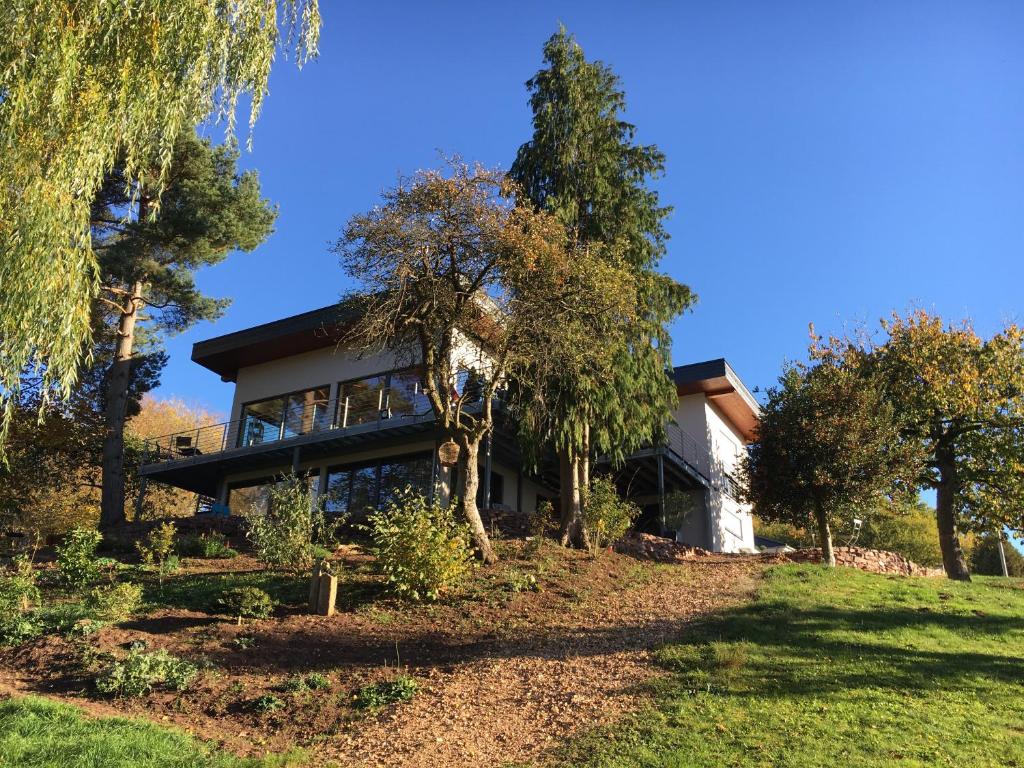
{"left": 217, "top": 586, "right": 277, "bottom": 625}
{"left": 753, "top": 517, "right": 811, "bottom": 548}
{"left": 0, "top": 557, "right": 40, "bottom": 614}
{"left": 365, "top": 486, "right": 472, "bottom": 601}
{"left": 137, "top": 522, "right": 179, "bottom": 585}
{"left": 177, "top": 532, "right": 238, "bottom": 559}
{"left": 95, "top": 644, "right": 198, "bottom": 697}
{"left": 855, "top": 502, "right": 944, "bottom": 567}
{"left": 971, "top": 535, "right": 1024, "bottom": 576}
{"left": 352, "top": 675, "right": 419, "bottom": 709}
{"left": 243, "top": 475, "right": 341, "bottom": 575}
{"left": 0, "top": 559, "right": 43, "bottom": 645}
{"left": 581, "top": 477, "right": 640, "bottom": 556}
{"left": 0, "top": 614, "right": 42, "bottom": 646}
{"left": 275, "top": 672, "right": 331, "bottom": 694}
{"left": 86, "top": 582, "right": 144, "bottom": 624}
{"left": 253, "top": 694, "right": 284, "bottom": 713}
{"left": 56, "top": 527, "right": 103, "bottom": 590}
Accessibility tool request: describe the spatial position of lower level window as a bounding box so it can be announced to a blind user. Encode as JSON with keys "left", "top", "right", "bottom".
{"left": 324, "top": 452, "right": 433, "bottom": 520}
{"left": 227, "top": 474, "right": 317, "bottom": 516}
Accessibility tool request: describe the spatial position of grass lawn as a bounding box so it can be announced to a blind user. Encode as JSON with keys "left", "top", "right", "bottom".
{"left": 0, "top": 696, "right": 303, "bottom": 768}
{"left": 561, "top": 565, "right": 1024, "bottom": 768}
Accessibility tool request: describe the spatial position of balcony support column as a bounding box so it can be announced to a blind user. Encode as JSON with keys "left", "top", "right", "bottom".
{"left": 215, "top": 477, "right": 229, "bottom": 508}
{"left": 657, "top": 450, "right": 667, "bottom": 536}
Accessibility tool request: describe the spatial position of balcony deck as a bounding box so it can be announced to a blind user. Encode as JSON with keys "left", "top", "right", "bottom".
{"left": 139, "top": 405, "right": 444, "bottom": 495}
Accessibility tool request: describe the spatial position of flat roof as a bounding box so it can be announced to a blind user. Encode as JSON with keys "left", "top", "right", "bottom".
{"left": 191, "top": 303, "right": 349, "bottom": 381}
{"left": 674, "top": 358, "right": 760, "bottom": 441}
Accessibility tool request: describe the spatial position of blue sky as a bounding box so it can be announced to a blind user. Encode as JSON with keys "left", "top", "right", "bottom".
{"left": 163, "top": 1, "right": 1024, "bottom": 419}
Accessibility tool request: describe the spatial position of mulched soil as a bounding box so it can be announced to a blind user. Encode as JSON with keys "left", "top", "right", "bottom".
{"left": 0, "top": 541, "right": 762, "bottom": 768}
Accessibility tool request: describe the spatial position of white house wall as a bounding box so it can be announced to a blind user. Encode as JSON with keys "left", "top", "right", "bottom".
{"left": 702, "top": 400, "right": 755, "bottom": 552}
{"left": 667, "top": 392, "right": 755, "bottom": 553}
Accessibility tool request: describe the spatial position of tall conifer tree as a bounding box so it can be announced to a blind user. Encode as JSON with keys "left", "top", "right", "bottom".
{"left": 93, "top": 132, "right": 276, "bottom": 527}
{"left": 509, "top": 28, "right": 694, "bottom": 544}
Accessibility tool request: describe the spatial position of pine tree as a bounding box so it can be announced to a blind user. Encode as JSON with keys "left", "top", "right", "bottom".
{"left": 93, "top": 132, "right": 276, "bottom": 528}
{"left": 509, "top": 27, "right": 695, "bottom": 544}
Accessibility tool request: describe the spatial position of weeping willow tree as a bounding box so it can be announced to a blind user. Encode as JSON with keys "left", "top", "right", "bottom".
{"left": 0, "top": 0, "right": 320, "bottom": 444}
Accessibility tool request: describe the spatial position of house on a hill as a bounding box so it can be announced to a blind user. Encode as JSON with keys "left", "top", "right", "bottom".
{"left": 139, "top": 305, "right": 759, "bottom": 552}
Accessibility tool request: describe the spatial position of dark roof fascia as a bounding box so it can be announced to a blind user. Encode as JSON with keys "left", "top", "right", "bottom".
{"left": 191, "top": 303, "right": 354, "bottom": 381}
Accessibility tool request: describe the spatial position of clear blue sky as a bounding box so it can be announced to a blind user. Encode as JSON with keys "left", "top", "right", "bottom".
{"left": 161, "top": 1, "right": 1024, "bottom": 420}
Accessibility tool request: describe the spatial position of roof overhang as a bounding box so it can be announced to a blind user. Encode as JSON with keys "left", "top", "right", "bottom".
{"left": 673, "top": 358, "right": 760, "bottom": 442}
{"left": 191, "top": 304, "right": 351, "bottom": 382}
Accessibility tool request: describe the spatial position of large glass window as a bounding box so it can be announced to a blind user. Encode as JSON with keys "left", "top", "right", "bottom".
{"left": 386, "top": 369, "right": 431, "bottom": 419}
{"left": 324, "top": 452, "right": 434, "bottom": 520}
{"left": 283, "top": 387, "right": 331, "bottom": 438}
{"left": 227, "top": 474, "right": 317, "bottom": 516}
{"left": 238, "top": 386, "right": 329, "bottom": 447}
{"left": 337, "top": 376, "right": 385, "bottom": 428}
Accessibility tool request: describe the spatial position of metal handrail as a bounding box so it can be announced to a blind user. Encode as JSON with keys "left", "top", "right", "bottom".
{"left": 663, "top": 421, "right": 712, "bottom": 481}
{"left": 141, "top": 394, "right": 436, "bottom": 465}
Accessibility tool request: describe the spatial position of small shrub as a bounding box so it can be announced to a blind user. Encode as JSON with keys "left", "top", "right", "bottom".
{"left": 56, "top": 527, "right": 103, "bottom": 590}
{"left": 304, "top": 672, "right": 331, "bottom": 690}
{"left": 95, "top": 644, "right": 198, "bottom": 697}
{"left": 504, "top": 568, "right": 539, "bottom": 594}
{"left": 177, "top": 532, "right": 238, "bottom": 560}
{"left": 86, "top": 582, "right": 144, "bottom": 624}
{"left": 524, "top": 501, "right": 558, "bottom": 558}
{"left": 232, "top": 635, "right": 256, "bottom": 650}
{"left": 581, "top": 477, "right": 640, "bottom": 557}
{"left": 253, "top": 694, "right": 285, "bottom": 713}
{"left": 365, "top": 486, "right": 473, "bottom": 601}
{"left": 0, "top": 557, "right": 40, "bottom": 613}
{"left": 218, "top": 586, "right": 277, "bottom": 625}
{"left": 244, "top": 475, "right": 343, "bottom": 575}
{"left": 352, "top": 675, "right": 419, "bottom": 710}
{"left": 0, "top": 614, "right": 42, "bottom": 645}
{"left": 137, "top": 522, "right": 179, "bottom": 585}
{"left": 274, "top": 673, "right": 330, "bottom": 694}
{"left": 0, "top": 560, "right": 43, "bottom": 646}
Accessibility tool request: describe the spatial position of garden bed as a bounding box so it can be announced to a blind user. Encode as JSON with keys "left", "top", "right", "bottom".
{"left": 0, "top": 540, "right": 759, "bottom": 767}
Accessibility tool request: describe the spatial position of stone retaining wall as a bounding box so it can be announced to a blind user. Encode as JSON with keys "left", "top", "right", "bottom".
{"left": 779, "top": 546, "right": 943, "bottom": 577}
{"left": 613, "top": 533, "right": 942, "bottom": 577}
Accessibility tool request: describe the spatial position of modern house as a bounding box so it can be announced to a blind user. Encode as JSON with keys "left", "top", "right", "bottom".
{"left": 139, "top": 304, "right": 759, "bottom": 552}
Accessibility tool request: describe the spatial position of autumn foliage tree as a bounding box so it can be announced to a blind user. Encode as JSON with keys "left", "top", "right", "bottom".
{"left": 744, "top": 335, "right": 917, "bottom": 566}
{"left": 865, "top": 311, "right": 1024, "bottom": 581}
{"left": 335, "top": 162, "right": 634, "bottom": 563}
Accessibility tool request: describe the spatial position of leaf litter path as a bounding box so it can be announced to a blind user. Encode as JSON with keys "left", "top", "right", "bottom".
{"left": 0, "top": 548, "right": 761, "bottom": 768}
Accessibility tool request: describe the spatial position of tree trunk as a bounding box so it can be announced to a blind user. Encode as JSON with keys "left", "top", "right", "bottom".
{"left": 558, "top": 448, "right": 585, "bottom": 547}
{"left": 456, "top": 436, "right": 497, "bottom": 564}
{"left": 100, "top": 278, "right": 145, "bottom": 529}
{"left": 935, "top": 458, "right": 971, "bottom": 581}
{"left": 815, "top": 504, "right": 835, "bottom": 567}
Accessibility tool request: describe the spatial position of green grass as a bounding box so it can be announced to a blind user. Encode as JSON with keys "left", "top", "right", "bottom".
{"left": 0, "top": 696, "right": 305, "bottom": 767}
{"left": 562, "top": 565, "right": 1024, "bottom": 767}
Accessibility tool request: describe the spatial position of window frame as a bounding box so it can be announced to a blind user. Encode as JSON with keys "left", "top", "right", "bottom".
{"left": 236, "top": 384, "right": 331, "bottom": 448}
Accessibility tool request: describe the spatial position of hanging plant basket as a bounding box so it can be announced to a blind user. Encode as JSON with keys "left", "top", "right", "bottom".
{"left": 438, "top": 439, "right": 460, "bottom": 467}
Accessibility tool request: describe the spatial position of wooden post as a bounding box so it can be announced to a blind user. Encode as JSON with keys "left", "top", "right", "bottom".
{"left": 308, "top": 561, "right": 338, "bottom": 617}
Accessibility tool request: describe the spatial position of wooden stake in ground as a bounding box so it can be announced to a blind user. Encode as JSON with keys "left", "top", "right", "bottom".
{"left": 309, "top": 561, "right": 338, "bottom": 617}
